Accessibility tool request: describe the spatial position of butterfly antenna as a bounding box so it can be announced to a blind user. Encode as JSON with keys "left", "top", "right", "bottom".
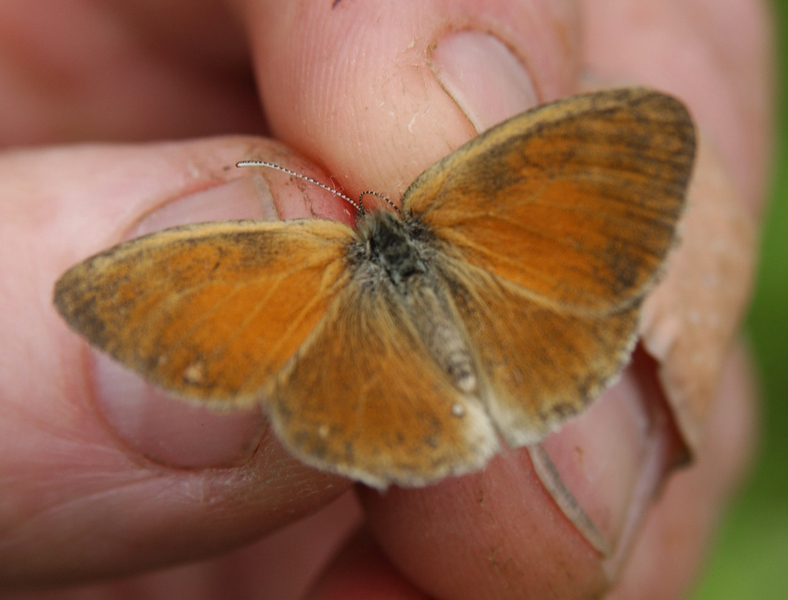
{"left": 359, "top": 190, "right": 401, "bottom": 213}
{"left": 236, "top": 160, "right": 366, "bottom": 214}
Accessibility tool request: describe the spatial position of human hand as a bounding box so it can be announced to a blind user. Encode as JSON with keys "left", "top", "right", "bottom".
{"left": 0, "top": 1, "right": 770, "bottom": 598}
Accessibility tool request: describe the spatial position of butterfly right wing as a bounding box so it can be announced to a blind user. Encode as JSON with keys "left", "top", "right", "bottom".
{"left": 54, "top": 219, "right": 353, "bottom": 405}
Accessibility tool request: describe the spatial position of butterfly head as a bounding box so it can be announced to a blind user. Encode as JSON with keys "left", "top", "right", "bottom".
{"left": 353, "top": 210, "right": 432, "bottom": 287}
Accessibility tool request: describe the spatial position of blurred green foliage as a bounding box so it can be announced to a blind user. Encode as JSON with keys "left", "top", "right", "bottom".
{"left": 691, "top": 1, "right": 788, "bottom": 598}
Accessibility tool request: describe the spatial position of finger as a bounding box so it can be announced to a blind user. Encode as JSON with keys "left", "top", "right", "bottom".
{"left": 237, "top": 1, "right": 767, "bottom": 599}
{"left": 607, "top": 344, "right": 756, "bottom": 599}
{"left": 0, "top": 2, "right": 264, "bottom": 145}
{"left": 577, "top": 3, "right": 771, "bottom": 594}
{"left": 0, "top": 490, "right": 362, "bottom": 599}
{"left": 239, "top": 0, "right": 579, "bottom": 203}
{"left": 239, "top": 1, "right": 655, "bottom": 598}
{"left": 0, "top": 137, "right": 353, "bottom": 587}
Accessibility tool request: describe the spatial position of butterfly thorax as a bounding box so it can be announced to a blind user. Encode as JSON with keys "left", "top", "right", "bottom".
{"left": 354, "top": 211, "right": 431, "bottom": 287}
{"left": 353, "top": 211, "right": 477, "bottom": 395}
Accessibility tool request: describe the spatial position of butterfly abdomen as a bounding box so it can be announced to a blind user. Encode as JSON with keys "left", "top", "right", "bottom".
{"left": 406, "top": 283, "right": 477, "bottom": 395}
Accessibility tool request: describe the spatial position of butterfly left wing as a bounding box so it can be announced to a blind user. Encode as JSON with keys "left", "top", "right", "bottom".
{"left": 54, "top": 220, "right": 353, "bottom": 404}
{"left": 268, "top": 273, "right": 500, "bottom": 488}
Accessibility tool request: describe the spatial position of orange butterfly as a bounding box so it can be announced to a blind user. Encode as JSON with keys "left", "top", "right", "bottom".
{"left": 54, "top": 88, "right": 695, "bottom": 488}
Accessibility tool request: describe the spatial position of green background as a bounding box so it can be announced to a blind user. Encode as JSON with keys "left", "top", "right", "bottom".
{"left": 690, "top": 2, "right": 788, "bottom": 598}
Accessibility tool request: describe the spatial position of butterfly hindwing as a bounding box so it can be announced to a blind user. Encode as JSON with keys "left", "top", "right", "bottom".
{"left": 269, "top": 267, "right": 499, "bottom": 488}
{"left": 436, "top": 253, "right": 640, "bottom": 446}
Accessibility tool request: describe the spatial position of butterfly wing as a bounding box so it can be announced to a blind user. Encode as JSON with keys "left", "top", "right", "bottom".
{"left": 402, "top": 88, "right": 695, "bottom": 445}
{"left": 435, "top": 255, "right": 639, "bottom": 445}
{"left": 268, "top": 273, "right": 500, "bottom": 488}
{"left": 404, "top": 88, "right": 695, "bottom": 312}
{"left": 54, "top": 220, "right": 353, "bottom": 404}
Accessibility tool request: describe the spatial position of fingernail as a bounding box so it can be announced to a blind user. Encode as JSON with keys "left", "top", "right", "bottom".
{"left": 94, "top": 354, "right": 265, "bottom": 468}
{"left": 431, "top": 30, "right": 538, "bottom": 132}
{"left": 529, "top": 353, "right": 685, "bottom": 579}
{"left": 132, "top": 175, "right": 279, "bottom": 236}
{"left": 91, "top": 176, "right": 276, "bottom": 468}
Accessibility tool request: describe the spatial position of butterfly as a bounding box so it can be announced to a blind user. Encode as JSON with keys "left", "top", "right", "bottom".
{"left": 53, "top": 88, "right": 695, "bottom": 489}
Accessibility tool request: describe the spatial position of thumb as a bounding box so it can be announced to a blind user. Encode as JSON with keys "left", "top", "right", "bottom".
{"left": 244, "top": 0, "right": 577, "bottom": 202}
{"left": 0, "top": 138, "right": 351, "bottom": 585}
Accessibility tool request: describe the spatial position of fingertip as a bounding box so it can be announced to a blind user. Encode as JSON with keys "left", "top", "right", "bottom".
{"left": 358, "top": 453, "right": 608, "bottom": 600}
{"left": 607, "top": 344, "right": 758, "bottom": 599}
{"left": 245, "top": 0, "right": 579, "bottom": 201}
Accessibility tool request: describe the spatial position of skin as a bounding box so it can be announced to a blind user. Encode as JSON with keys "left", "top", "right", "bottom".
{"left": 0, "top": 0, "right": 771, "bottom": 598}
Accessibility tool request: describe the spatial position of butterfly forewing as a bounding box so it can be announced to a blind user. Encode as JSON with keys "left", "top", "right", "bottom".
{"left": 404, "top": 88, "right": 695, "bottom": 313}
{"left": 54, "top": 220, "right": 353, "bottom": 404}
